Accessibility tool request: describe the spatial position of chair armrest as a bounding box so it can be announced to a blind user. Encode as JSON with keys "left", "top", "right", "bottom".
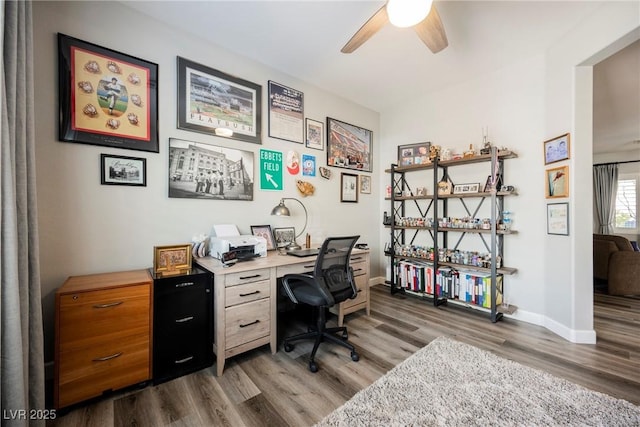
{"left": 281, "top": 273, "right": 335, "bottom": 305}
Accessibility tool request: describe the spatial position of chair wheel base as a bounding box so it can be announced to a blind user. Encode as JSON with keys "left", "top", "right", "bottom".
{"left": 309, "top": 361, "right": 318, "bottom": 373}
{"left": 284, "top": 343, "right": 294, "bottom": 352}
{"left": 351, "top": 351, "right": 359, "bottom": 362}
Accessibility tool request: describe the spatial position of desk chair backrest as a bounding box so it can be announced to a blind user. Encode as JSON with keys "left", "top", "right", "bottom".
{"left": 314, "top": 235, "right": 360, "bottom": 304}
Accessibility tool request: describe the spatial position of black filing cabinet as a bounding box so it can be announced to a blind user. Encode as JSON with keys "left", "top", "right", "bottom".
{"left": 151, "top": 267, "right": 213, "bottom": 384}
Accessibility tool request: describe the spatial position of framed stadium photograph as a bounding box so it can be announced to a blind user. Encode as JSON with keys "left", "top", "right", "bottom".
{"left": 177, "top": 57, "right": 262, "bottom": 144}
{"left": 58, "top": 33, "right": 159, "bottom": 152}
{"left": 326, "top": 117, "right": 372, "bottom": 172}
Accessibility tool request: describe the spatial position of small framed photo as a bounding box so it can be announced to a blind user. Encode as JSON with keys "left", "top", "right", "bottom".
{"left": 483, "top": 175, "right": 503, "bottom": 193}
{"left": 360, "top": 175, "right": 371, "bottom": 194}
{"left": 397, "top": 142, "right": 431, "bottom": 166}
{"left": 416, "top": 187, "right": 428, "bottom": 197}
{"left": 341, "top": 173, "right": 359, "bottom": 202}
{"left": 543, "top": 133, "right": 570, "bottom": 165}
{"left": 250, "top": 225, "right": 276, "bottom": 250}
{"left": 547, "top": 202, "right": 569, "bottom": 235}
{"left": 273, "top": 227, "right": 296, "bottom": 248}
{"left": 546, "top": 165, "right": 569, "bottom": 198}
{"left": 453, "top": 183, "right": 480, "bottom": 194}
{"left": 153, "top": 244, "right": 192, "bottom": 276}
{"left": 100, "top": 154, "right": 146, "bottom": 186}
{"left": 305, "top": 118, "right": 324, "bottom": 150}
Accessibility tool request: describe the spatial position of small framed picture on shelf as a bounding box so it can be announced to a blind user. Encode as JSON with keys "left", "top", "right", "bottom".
{"left": 250, "top": 225, "right": 276, "bottom": 250}
{"left": 437, "top": 179, "right": 452, "bottom": 195}
{"left": 547, "top": 202, "right": 569, "bottom": 235}
{"left": 483, "top": 175, "right": 503, "bottom": 192}
{"left": 397, "top": 142, "right": 431, "bottom": 166}
{"left": 153, "top": 244, "right": 192, "bottom": 276}
{"left": 453, "top": 183, "right": 480, "bottom": 194}
{"left": 416, "top": 187, "right": 428, "bottom": 197}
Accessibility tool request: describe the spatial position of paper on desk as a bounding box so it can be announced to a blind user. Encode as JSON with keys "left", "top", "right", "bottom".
{"left": 212, "top": 224, "right": 240, "bottom": 237}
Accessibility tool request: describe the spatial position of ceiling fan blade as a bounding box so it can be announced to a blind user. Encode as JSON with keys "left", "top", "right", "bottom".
{"left": 341, "top": 5, "right": 389, "bottom": 54}
{"left": 413, "top": 4, "right": 448, "bottom": 54}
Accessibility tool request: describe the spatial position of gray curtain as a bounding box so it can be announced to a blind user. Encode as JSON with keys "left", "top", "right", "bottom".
{"left": 1, "top": 1, "right": 45, "bottom": 425}
{"left": 593, "top": 164, "right": 619, "bottom": 234}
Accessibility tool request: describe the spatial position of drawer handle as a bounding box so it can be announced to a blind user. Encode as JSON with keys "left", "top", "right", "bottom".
{"left": 176, "top": 282, "right": 194, "bottom": 288}
{"left": 92, "top": 352, "right": 122, "bottom": 362}
{"left": 175, "top": 316, "right": 194, "bottom": 323}
{"left": 351, "top": 257, "right": 363, "bottom": 261}
{"left": 239, "top": 290, "right": 260, "bottom": 297}
{"left": 93, "top": 301, "right": 123, "bottom": 309}
{"left": 353, "top": 268, "right": 363, "bottom": 273}
{"left": 175, "top": 356, "right": 194, "bottom": 364}
{"left": 239, "top": 274, "right": 262, "bottom": 280}
{"left": 303, "top": 264, "right": 315, "bottom": 269}
{"left": 239, "top": 319, "right": 260, "bottom": 328}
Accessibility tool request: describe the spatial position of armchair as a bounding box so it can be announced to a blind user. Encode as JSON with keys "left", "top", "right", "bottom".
{"left": 281, "top": 235, "right": 360, "bottom": 372}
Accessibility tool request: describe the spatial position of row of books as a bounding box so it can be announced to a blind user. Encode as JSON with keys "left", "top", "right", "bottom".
{"left": 394, "top": 260, "right": 503, "bottom": 308}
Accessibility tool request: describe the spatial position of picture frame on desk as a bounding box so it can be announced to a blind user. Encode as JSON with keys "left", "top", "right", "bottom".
{"left": 273, "top": 227, "right": 296, "bottom": 249}
{"left": 153, "top": 244, "right": 192, "bottom": 276}
{"left": 251, "top": 224, "right": 276, "bottom": 250}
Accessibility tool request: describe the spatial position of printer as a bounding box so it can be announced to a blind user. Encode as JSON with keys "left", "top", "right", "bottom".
{"left": 209, "top": 224, "right": 267, "bottom": 261}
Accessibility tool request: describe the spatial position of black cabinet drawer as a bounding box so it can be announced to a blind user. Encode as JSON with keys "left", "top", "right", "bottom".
{"left": 151, "top": 268, "right": 213, "bottom": 384}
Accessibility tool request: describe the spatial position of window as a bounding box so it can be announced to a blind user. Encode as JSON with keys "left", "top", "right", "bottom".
{"left": 614, "top": 174, "right": 638, "bottom": 232}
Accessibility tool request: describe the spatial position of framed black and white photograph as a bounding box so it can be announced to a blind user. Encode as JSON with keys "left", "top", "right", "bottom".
{"left": 168, "top": 138, "right": 254, "bottom": 200}
{"left": 305, "top": 118, "right": 324, "bottom": 150}
{"left": 341, "top": 172, "right": 358, "bottom": 203}
{"left": 273, "top": 227, "right": 296, "bottom": 248}
{"left": 268, "top": 81, "right": 304, "bottom": 143}
{"left": 397, "top": 142, "right": 431, "bottom": 166}
{"left": 177, "top": 57, "right": 262, "bottom": 144}
{"left": 543, "top": 133, "right": 570, "bottom": 165}
{"left": 360, "top": 175, "right": 371, "bottom": 194}
{"left": 547, "top": 202, "right": 569, "bottom": 235}
{"left": 100, "top": 154, "right": 146, "bottom": 186}
{"left": 58, "top": 33, "right": 159, "bottom": 152}
{"left": 251, "top": 225, "right": 276, "bottom": 250}
{"left": 327, "top": 117, "right": 372, "bottom": 172}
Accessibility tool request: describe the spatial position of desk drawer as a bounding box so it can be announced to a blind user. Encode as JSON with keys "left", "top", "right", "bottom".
{"left": 342, "top": 275, "right": 368, "bottom": 309}
{"left": 225, "top": 299, "right": 270, "bottom": 348}
{"left": 349, "top": 256, "right": 367, "bottom": 277}
{"left": 277, "top": 262, "right": 315, "bottom": 277}
{"left": 225, "top": 280, "right": 270, "bottom": 307}
{"left": 225, "top": 268, "right": 271, "bottom": 287}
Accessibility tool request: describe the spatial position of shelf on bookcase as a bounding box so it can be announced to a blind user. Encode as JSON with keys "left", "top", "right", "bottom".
{"left": 385, "top": 191, "right": 517, "bottom": 201}
{"left": 384, "top": 225, "right": 518, "bottom": 235}
{"left": 385, "top": 254, "right": 517, "bottom": 275}
{"left": 385, "top": 150, "right": 518, "bottom": 173}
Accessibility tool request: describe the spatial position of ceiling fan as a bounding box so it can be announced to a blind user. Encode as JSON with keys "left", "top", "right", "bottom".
{"left": 341, "top": 0, "right": 448, "bottom": 54}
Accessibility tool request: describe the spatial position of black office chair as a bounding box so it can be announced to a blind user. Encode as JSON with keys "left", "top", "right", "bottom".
{"left": 281, "top": 235, "right": 360, "bottom": 373}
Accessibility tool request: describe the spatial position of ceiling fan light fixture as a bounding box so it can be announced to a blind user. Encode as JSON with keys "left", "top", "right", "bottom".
{"left": 387, "top": 0, "right": 433, "bottom": 28}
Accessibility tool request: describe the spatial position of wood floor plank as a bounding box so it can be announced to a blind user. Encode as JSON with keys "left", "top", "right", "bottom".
{"left": 53, "top": 284, "right": 640, "bottom": 426}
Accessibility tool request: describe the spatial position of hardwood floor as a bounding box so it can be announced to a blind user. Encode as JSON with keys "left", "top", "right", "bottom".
{"left": 50, "top": 285, "right": 640, "bottom": 426}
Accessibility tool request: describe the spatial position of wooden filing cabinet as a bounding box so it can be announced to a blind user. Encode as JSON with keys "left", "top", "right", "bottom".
{"left": 152, "top": 267, "right": 213, "bottom": 385}
{"left": 54, "top": 269, "right": 152, "bottom": 409}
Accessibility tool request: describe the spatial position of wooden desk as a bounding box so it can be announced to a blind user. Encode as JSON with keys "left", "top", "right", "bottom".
{"left": 196, "top": 249, "right": 370, "bottom": 376}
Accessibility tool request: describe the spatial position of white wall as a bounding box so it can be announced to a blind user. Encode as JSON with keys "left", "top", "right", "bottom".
{"left": 33, "top": 1, "right": 380, "bottom": 362}
{"left": 378, "top": 1, "right": 639, "bottom": 342}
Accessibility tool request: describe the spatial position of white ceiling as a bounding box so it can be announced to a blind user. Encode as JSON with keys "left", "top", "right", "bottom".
{"left": 121, "top": 0, "right": 639, "bottom": 154}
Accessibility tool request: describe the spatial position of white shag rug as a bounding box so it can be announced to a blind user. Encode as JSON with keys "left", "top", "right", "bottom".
{"left": 316, "top": 336, "right": 640, "bottom": 427}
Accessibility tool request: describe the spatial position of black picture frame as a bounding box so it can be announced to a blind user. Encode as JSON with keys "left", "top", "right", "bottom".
{"left": 397, "top": 142, "right": 431, "bottom": 167}
{"left": 273, "top": 227, "right": 296, "bottom": 248}
{"left": 341, "top": 172, "right": 359, "bottom": 203}
{"left": 100, "top": 154, "right": 146, "bottom": 186}
{"left": 327, "top": 117, "right": 372, "bottom": 172}
{"left": 177, "top": 57, "right": 262, "bottom": 144}
{"left": 268, "top": 81, "right": 304, "bottom": 143}
{"left": 58, "top": 33, "right": 159, "bottom": 153}
{"left": 305, "top": 118, "right": 324, "bottom": 151}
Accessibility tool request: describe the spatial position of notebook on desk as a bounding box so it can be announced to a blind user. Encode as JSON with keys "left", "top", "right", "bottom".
{"left": 286, "top": 248, "right": 320, "bottom": 257}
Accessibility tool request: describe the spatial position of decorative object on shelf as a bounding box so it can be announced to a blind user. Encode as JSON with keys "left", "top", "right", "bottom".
{"left": 327, "top": 117, "right": 372, "bottom": 172}
{"left": 543, "top": 133, "right": 570, "bottom": 165}
{"left": 100, "top": 154, "right": 146, "bottom": 186}
{"left": 546, "top": 165, "right": 569, "bottom": 198}
{"left": 296, "top": 180, "right": 315, "bottom": 197}
{"left": 416, "top": 187, "right": 428, "bottom": 196}
{"left": 398, "top": 142, "right": 431, "bottom": 166}
{"left": 273, "top": 226, "right": 296, "bottom": 249}
{"left": 177, "top": 57, "right": 261, "bottom": 144}
{"left": 168, "top": 138, "right": 254, "bottom": 200}
{"left": 191, "top": 234, "right": 209, "bottom": 258}
{"left": 154, "top": 244, "right": 192, "bottom": 276}
{"left": 360, "top": 175, "right": 372, "bottom": 194}
{"left": 501, "top": 211, "right": 513, "bottom": 231}
{"left": 268, "top": 80, "right": 303, "bottom": 144}
{"left": 58, "top": 33, "right": 159, "bottom": 153}
{"left": 453, "top": 183, "right": 480, "bottom": 194}
{"left": 383, "top": 212, "right": 392, "bottom": 226}
{"left": 483, "top": 174, "right": 503, "bottom": 193}
{"left": 319, "top": 166, "right": 331, "bottom": 180}
{"left": 547, "top": 203, "right": 569, "bottom": 235}
{"left": 429, "top": 145, "right": 441, "bottom": 161}
{"left": 480, "top": 127, "right": 492, "bottom": 155}
{"left": 250, "top": 225, "right": 276, "bottom": 250}
{"left": 440, "top": 148, "right": 452, "bottom": 161}
{"left": 341, "top": 172, "right": 359, "bottom": 202}
{"left": 463, "top": 144, "right": 476, "bottom": 158}
{"left": 270, "top": 198, "right": 308, "bottom": 249}
{"left": 305, "top": 118, "right": 324, "bottom": 150}
{"left": 437, "top": 178, "right": 452, "bottom": 195}
{"left": 500, "top": 185, "right": 515, "bottom": 193}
